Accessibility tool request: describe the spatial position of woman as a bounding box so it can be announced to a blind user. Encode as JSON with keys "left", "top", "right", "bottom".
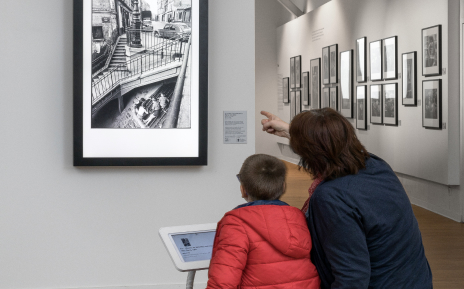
{"left": 261, "top": 108, "right": 432, "bottom": 289}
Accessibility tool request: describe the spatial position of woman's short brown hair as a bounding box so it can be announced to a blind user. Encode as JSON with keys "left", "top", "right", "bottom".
{"left": 289, "top": 108, "right": 370, "bottom": 181}
{"left": 239, "top": 154, "right": 287, "bottom": 201}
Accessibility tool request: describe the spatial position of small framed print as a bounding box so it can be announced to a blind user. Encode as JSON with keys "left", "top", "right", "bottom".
{"left": 322, "top": 87, "right": 330, "bottom": 108}
{"left": 340, "top": 50, "right": 353, "bottom": 118}
{"left": 383, "top": 36, "right": 397, "bottom": 80}
{"left": 356, "top": 37, "right": 367, "bottom": 83}
{"left": 283, "top": 77, "right": 289, "bottom": 103}
{"left": 295, "top": 90, "right": 302, "bottom": 116}
{"left": 322, "top": 46, "right": 330, "bottom": 85}
{"left": 370, "top": 40, "right": 383, "bottom": 81}
{"left": 422, "top": 79, "right": 442, "bottom": 129}
{"left": 370, "top": 84, "right": 383, "bottom": 124}
{"left": 290, "top": 57, "right": 296, "bottom": 89}
{"left": 422, "top": 25, "right": 442, "bottom": 77}
{"left": 330, "top": 87, "right": 338, "bottom": 110}
{"left": 329, "top": 44, "right": 338, "bottom": 84}
{"left": 310, "top": 58, "right": 321, "bottom": 109}
{"left": 383, "top": 83, "right": 398, "bottom": 125}
{"left": 290, "top": 90, "right": 296, "bottom": 121}
{"left": 295, "top": 55, "right": 302, "bottom": 88}
{"left": 402, "top": 52, "right": 417, "bottom": 106}
{"left": 302, "top": 72, "right": 310, "bottom": 106}
{"left": 356, "top": 86, "right": 367, "bottom": 130}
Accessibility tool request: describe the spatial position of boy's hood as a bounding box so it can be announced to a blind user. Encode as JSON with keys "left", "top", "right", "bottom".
{"left": 225, "top": 201, "right": 311, "bottom": 259}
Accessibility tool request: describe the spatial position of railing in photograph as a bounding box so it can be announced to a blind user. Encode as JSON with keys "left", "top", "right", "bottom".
{"left": 91, "top": 33, "right": 188, "bottom": 105}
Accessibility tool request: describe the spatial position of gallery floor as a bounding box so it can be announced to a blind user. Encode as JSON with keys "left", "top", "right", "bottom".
{"left": 281, "top": 161, "right": 464, "bottom": 289}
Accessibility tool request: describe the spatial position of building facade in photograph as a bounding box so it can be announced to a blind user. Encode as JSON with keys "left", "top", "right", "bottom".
{"left": 155, "top": 0, "right": 191, "bottom": 24}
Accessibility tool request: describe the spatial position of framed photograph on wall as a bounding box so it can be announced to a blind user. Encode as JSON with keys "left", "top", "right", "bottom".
{"left": 295, "top": 55, "right": 302, "bottom": 88}
{"left": 290, "top": 91, "right": 296, "bottom": 121}
{"left": 370, "top": 84, "right": 383, "bottom": 124}
{"left": 310, "top": 58, "right": 321, "bottom": 109}
{"left": 370, "top": 40, "right": 383, "bottom": 81}
{"left": 322, "top": 46, "right": 330, "bottom": 85}
{"left": 290, "top": 57, "right": 296, "bottom": 89}
{"left": 329, "top": 44, "right": 338, "bottom": 84}
{"left": 356, "top": 86, "right": 367, "bottom": 130}
{"left": 295, "top": 90, "right": 302, "bottom": 116}
{"left": 422, "top": 25, "right": 442, "bottom": 77}
{"left": 402, "top": 52, "right": 417, "bottom": 106}
{"left": 330, "top": 87, "right": 338, "bottom": 110}
{"left": 73, "top": 0, "right": 208, "bottom": 166}
{"left": 383, "top": 36, "right": 397, "bottom": 80}
{"left": 383, "top": 83, "right": 398, "bottom": 126}
{"left": 422, "top": 79, "right": 442, "bottom": 129}
{"left": 322, "top": 87, "right": 330, "bottom": 108}
{"left": 356, "top": 37, "right": 367, "bottom": 83}
{"left": 283, "top": 77, "right": 290, "bottom": 103}
{"left": 340, "top": 50, "right": 353, "bottom": 118}
{"left": 302, "top": 72, "right": 310, "bottom": 106}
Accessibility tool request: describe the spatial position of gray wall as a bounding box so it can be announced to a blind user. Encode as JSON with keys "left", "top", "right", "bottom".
{"left": 0, "top": 0, "right": 255, "bottom": 288}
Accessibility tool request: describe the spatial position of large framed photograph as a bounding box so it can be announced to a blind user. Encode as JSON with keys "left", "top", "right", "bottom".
{"left": 383, "top": 83, "right": 398, "bottom": 126}
{"left": 295, "top": 55, "right": 302, "bottom": 88}
{"left": 302, "top": 72, "right": 310, "bottom": 106}
{"left": 356, "top": 37, "right": 367, "bottom": 83}
{"left": 370, "top": 84, "right": 383, "bottom": 124}
{"left": 290, "top": 91, "right": 296, "bottom": 121}
{"left": 322, "top": 87, "right": 330, "bottom": 108}
{"left": 370, "top": 40, "right": 383, "bottom": 81}
{"left": 310, "top": 58, "right": 321, "bottom": 109}
{"left": 295, "top": 90, "right": 302, "bottom": 116}
{"left": 322, "top": 46, "right": 330, "bottom": 85}
{"left": 356, "top": 86, "right": 367, "bottom": 130}
{"left": 283, "top": 77, "right": 289, "bottom": 103}
{"left": 422, "top": 25, "right": 442, "bottom": 77}
{"left": 329, "top": 44, "right": 338, "bottom": 84}
{"left": 423, "top": 79, "right": 442, "bottom": 129}
{"left": 340, "top": 50, "right": 353, "bottom": 118}
{"left": 383, "top": 36, "right": 397, "bottom": 80}
{"left": 74, "top": 0, "right": 208, "bottom": 166}
{"left": 330, "top": 87, "right": 338, "bottom": 110}
{"left": 402, "top": 52, "right": 417, "bottom": 106}
{"left": 290, "top": 57, "right": 296, "bottom": 89}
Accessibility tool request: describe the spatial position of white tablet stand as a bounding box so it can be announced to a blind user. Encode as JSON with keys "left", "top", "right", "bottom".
{"left": 159, "top": 223, "right": 217, "bottom": 289}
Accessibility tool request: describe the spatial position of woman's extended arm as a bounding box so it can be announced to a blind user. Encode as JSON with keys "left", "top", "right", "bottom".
{"left": 260, "top": 111, "right": 291, "bottom": 139}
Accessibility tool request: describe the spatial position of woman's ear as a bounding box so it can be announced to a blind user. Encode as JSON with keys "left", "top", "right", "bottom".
{"left": 240, "top": 185, "right": 248, "bottom": 199}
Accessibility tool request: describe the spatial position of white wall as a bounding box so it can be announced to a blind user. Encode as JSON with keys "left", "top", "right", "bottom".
{"left": 0, "top": 1, "right": 255, "bottom": 288}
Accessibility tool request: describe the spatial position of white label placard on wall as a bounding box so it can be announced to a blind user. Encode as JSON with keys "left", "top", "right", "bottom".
{"left": 224, "top": 111, "right": 247, "bottom": 144}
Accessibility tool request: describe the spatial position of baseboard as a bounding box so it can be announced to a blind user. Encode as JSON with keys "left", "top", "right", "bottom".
{"left": 409, "top": 197, "right": 461, "bottom": 222}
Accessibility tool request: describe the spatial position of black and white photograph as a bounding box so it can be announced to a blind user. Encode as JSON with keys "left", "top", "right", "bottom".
{"left": 329, "top": 44, "right": 338, "bottom": 84}
{"left": 310, "top": 58, "right": 321, "bottom": 109}
{"left": 356, "top": 37, "right": 367, "bottom": 83}
{"left": 422, "top": 79, "right": 442, "bottom": 129}
{"left": 290, "top": 91, "right": 296, "bottom": 121}
{"left": 402, "top": 52, "right": 417, "bottom": 106}
{"left": 356, "top": 86, "right": 367, "bottom": 130}
{"left": 302, "top": 72, "right": 310, "bottom": 106}
{"left": 283, "top": 77, "right": 289, "bottom": 103}
{"left": 370, "top": 84, "right": 382, "bottom": 124}
{"left": 295, "top": 90, "right": 302, "bottom": 117}
{"left": 383, "top": 36, "right": 397, "bottom": 80}
{"left": 330, "top": 87, "right": 338, "bottom": 110}
{"left": 74, "top": 0, "right": 208, "bottom": 166}
{"left": 383, "top": 83, "right": 398, "bottom": 126}
{"left": 340, "top": 50, "right": 353, "bottom": 118}
{"left": 322, "top": 46, "right": 330, "bottom": 85}
{"left": 181, "top": 238, "right": 191, "bottom": 247}
{"left": 295, "top": 55, "right": 302, "bottom": 88}
{"left": 422, "top": 25, "right": 442, "bottom": 76}
{"left": 370, "top": 40, "right": 383, "bottom": 81}
{"left": 322, "top": 88, "right": 330, "bottom": 108}
{"left": 290, "top": 57, "right": 296, "bottom": 89}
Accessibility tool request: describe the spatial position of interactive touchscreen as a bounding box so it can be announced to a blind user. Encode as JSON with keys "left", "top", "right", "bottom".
{"left": 170, "top": 231, "right": 216, "bottom": 262}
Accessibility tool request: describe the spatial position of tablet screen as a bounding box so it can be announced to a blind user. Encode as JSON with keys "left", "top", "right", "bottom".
{"left": 170, "top": 231, "right": 216, "bottom": 262}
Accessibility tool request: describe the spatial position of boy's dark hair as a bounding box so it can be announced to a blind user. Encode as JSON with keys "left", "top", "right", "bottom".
{"left": 239, "top": 154, "right": 287, "bottom": 201}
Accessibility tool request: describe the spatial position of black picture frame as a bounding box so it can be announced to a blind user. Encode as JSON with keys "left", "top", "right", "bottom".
{"left": 340, "top": 50, "right": 353, "bottom": 118}
{"left": 370, "top": 39, "right": 383, "bottom": 81}
{"left": 73, "top": 0, "right": 209, "bottom": 166}
{"left": 295, "top": 55, "right": 302, "bottom": 88}
{"left": 402, "top": 52, "right": 417, "bottom": 106}
{"left": 383, "top": 36, "right": 398, "bottom": 80}
{"left": 322, "top": 87, "right": 330, "bottom": 108}
{"left": 310, "top": 58, "right": 321, "bottom": 109}
{"left": 290, "top": 90, "right": 296, "bottom": 121}
{"left": 370, "top": 84, "right": 383, "bottom": 124}
{"left": 422, "top": 25, "right": 442, "bottom": 77}
{"left": 422, "top": 79, "right": 442, "bottom": 129}
{"left": 322, "top": 46, "right": 330, "bottom": 85}
{"left": 356, "top": 85, "right": 367, "bottom": 130}
{"left": 330, "top": 86, "right": 338, "bottom": 110}
{"left": 383, "top": 83, "right": 398, "bottom": 126}
{"left": 295, "top": 90, "right": 302, "bottom": 116}
{"left": 290, "top": 57, "right": 296, "bottom": 89}
{"left": 302, "top": 72, "right": 310, "bottom": 106}
{"left": 283, "top": 77, "right": 290, "bottom": 103}
{"left": 356, "top": 37, "right": 367, "bottom": 83}
{"left": 329, "top": 44, "right": 338, "bottom": 84}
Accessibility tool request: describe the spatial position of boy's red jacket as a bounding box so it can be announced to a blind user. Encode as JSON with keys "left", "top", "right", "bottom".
{"left": 206, "top": 200, "right": 320, "bottom": 289}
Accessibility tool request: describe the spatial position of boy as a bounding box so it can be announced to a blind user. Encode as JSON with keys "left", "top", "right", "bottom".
{"left": 206, "top": 154, "right": 320, "bottom": 289}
